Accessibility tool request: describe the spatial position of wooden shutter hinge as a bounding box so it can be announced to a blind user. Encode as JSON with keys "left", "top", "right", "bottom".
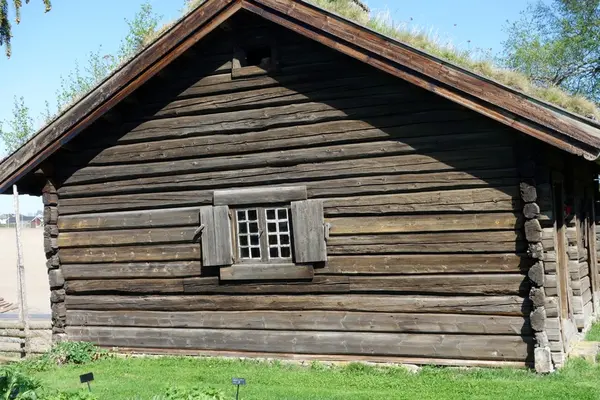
{"left": 193, "top": 224, "right": 205, "bottom": 242}
{"left": 324, "top": 223, "right": 331, "bottom": 242}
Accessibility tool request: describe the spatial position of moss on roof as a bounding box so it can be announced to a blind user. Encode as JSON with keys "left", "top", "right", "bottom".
{"left": 307, "top": 0, "right": 600, "bottom": 122}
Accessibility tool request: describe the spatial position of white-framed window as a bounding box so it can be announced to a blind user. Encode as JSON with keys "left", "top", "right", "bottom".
{"left": 234, "top": 207, "right": 292, "bottom": 263}
{"left": 199, "top": 186, "right": 327, "bottom": 281}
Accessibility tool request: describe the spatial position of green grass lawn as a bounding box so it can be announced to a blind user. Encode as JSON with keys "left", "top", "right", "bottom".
{"left": 27, "top": 356, "right": 600, "bottom": 400}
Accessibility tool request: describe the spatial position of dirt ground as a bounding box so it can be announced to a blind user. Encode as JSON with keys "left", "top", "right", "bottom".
{"left": 0, "top": 228, "right": 51, "bottom": 316}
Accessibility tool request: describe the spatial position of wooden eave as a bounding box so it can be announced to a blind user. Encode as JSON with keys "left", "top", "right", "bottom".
{"left": 2, "top": 0, "right": 600, "bottom": 194}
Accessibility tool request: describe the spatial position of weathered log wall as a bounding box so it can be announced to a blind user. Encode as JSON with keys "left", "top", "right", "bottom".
{"left": 49, "top": 13, "right": 533, "bottom": 365}
{"left": 534, "top": 145, "right": 600, "bottom": 369}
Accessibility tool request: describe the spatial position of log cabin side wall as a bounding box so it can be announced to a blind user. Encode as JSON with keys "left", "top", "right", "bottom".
{"left": 535, "top": 145, "right": 600, "bottom": 369}
{"left": 47, "top": 14, "right": 534, "bottom": 366}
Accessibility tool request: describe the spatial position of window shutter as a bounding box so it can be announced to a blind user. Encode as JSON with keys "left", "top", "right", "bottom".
{"left": 291, "top": 200, "right": 327, "bottom": 263}
{"left": 199, "top": 206, "right": 233, "bottom": 267}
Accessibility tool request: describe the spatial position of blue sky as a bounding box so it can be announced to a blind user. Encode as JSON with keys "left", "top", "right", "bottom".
{"left": 0, "top": 0, "right": 533, "bottom": 214}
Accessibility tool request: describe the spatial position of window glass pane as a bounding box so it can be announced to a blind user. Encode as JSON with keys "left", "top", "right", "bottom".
{"left": 266, "top": 209, "right": 276, "bottom": 220}
{"left": 249, "top": 222, "right": 259, "bottom": 233}
{"left": 239, "top": 223, "right": 248, "bottom": 234}
{"left": 241, "top": 247, "right": 250, "bottom": 258}
{"left": 281, "top": 234, "right": 290, "bottom": 245}
{"left": 237, "top": 210, "right": 247, "bottom": 221}
{"left": 267, "top": 222, "right": 277, "bottom": 232}
{"left": 278, "top": 209, "right": 287, "bottom": 219}
{"left": 239, "top": 236, "right": 248, "bottom": 246}
{"left": 281, "top": 247, "right": 291, "bottom": 258}
{"left": 248, "top": 209, "right": 258, "bottom": 220}
{"left": 250, "top": 235, "right": 259, "bottom": 246}
{"left": 270, "top": 247, "right": 278, "bottom": 258}
{"left": 269, "top": 235, "right": 278, "bottom": 245}
{"left": 251, "top": 247, "right": 261, "bottom": 258}
{"left": 279, "top": 221, "right": 289, "bottom": 232}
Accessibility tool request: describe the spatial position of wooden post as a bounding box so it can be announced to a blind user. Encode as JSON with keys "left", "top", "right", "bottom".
{"left": 13, "top": 185, "right": 29, "bottom": 357}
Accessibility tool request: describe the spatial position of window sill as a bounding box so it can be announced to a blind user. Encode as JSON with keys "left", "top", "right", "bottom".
{"left": 220, "top": 263, "right": 314, "bottom": 281}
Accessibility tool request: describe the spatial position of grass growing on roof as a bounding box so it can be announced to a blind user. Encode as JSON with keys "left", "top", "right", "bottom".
{"left": 20, "top": 355, "right": 600, "bottom": 399}
{"left": 306, "top": 0, "right": 600, "bottom": 121}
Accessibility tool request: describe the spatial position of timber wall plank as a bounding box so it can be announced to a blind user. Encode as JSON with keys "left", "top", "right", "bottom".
{"left": 65, "top": 326, "right": 532, "bottom": 361}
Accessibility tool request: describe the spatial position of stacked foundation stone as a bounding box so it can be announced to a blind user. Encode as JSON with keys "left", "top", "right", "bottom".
{"left": 43, "top": 179, "right": 66, "bottom": 342}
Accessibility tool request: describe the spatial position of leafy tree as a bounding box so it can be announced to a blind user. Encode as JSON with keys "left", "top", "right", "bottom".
{"left": 56, "top": 48, "right": 115, "bottom": 111}
{"left": 55, "top": 2, "right": 160, "bottom": 112}
{"left": 0, "top": 96, "right": 34, "bottom": 154}
{"left": 118, "top": 1, "right": 160, "bottom": 60}
{"left": 0, "top": 0, "right": 52, "bottom": 57}
{"left": 502, "top": 0, "right": 600, "bottom": 103}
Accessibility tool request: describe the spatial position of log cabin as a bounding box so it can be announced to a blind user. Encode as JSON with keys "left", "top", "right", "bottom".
{"left": 2, "top": 0, "right": 600, "bottom": 372}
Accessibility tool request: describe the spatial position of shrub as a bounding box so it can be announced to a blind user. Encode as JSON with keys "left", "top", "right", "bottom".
{"left": 24, "top": 342, "right": 110, "bottom": 371}
{"left": 41, "top": 391, "right": 98, "bottom": 400}
{"left": 162, "top": 386, "right": 227, "bottom": 400}
{"left": 0, "top": 366, "right": 40, "bottom": 400}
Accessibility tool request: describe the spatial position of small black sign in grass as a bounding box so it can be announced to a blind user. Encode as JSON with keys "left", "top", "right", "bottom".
{"left": 232, "top": 377, "right": 246, "bottom": 399}
{"left": 80, "top": 372, "right": 94, "bottom": 392}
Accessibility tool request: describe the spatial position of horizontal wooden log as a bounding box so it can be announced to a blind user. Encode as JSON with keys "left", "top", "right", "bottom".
{"left": 58, "top": 207, "right": 201, "bottom": 231}
{"left": 328, "top": 213, "right": 522, "bottom": 235}
{"left": 327, "top": 231, "right": 525, "bottom": 254}
{"left": 58, "top": 145, "right": 517, "bottom": 197}
{"left": 321, "top": 254, "right": 528, "bottom": 274}
{"left": 347, "top": 275, "right": 526, "bottom": 295}
{"left": 220, "top": 264, "right": 314, "bottom": 281}
{"left": 0, "top": 321, "right": 51, "bottom": 330}
{"left": 59, "top": 244, "right": 200, "bottom": 264}
{"left": 213, "top": 186, "right": 307, "bottom": 206}
{"left": 59, "top": 186, "right": 520, "bottom": 216}
{"left": 85, "top": 114, "right": 492, "bottom": 165}
{"left": 325, "top": 187, "right": 520, "bottom": 215}
{"left": 65, "top": 277, "right": 218, "bottom": 294}
{"left": 149, "top": 76, "right": 403, "bottom": 119}
{"left": 90, "top": 99, "right": 448, "bottom": 148}
{"left": 44, "top": 207, "right": 58, "bottom": 224}
{"left": 58, "top": 227, "right": 198, "bottom": 248}
{"left": 44, "top": 224, "right": 59, "bottom": 238}
{"left": 42, "top": 192, "right": 58, "bottom": 206}
{"left": 59, "top": 191, "right": 213, "bottom": 215}
{"left": 65, "top": 326, "right": 532, "bottom": 361}
{"left": 66, "top": 310, "right": 529, "bottom": 335}
{"left": 63, "top": 274, "right": 526, "bottom": 295}
{"left": 65, "top": 294, "right": 530, "bottom": 315}
{"left": 61, "top": 167, "right": 519, "bottom": 201}
{"left": 62, "top": 131, "right": 513, "bottom": 186}
{"left": 0, "top": 342, "right": 23, "bottom": 352}
{"left": 176, "top": 60, "right": 377, "bottom": 98}
{"left": 572, "top": 276, "right": 591, "bottom": 295}
{"left": 61, "top": 262, "right": 202, "bottom": 280}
